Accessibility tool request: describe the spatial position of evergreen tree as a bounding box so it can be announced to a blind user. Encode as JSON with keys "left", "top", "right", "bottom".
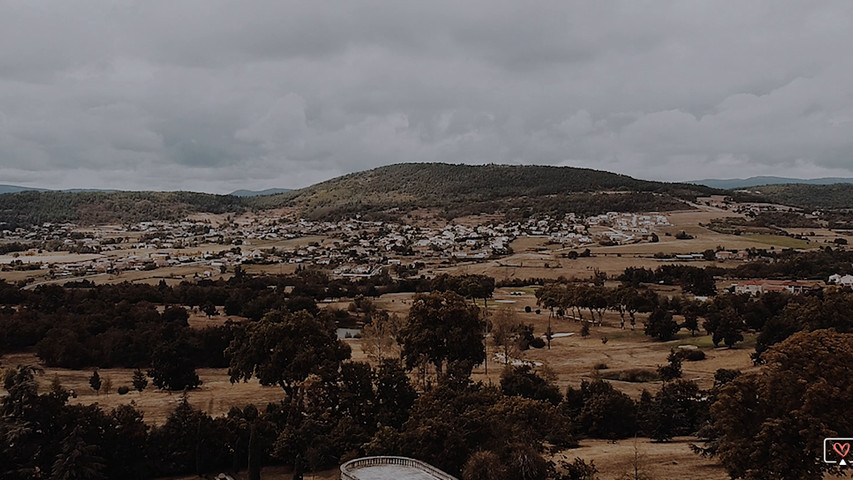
{"left": 89, "top": 370, "right": 102, "bottom": 395}
{"left": 131, "top": 369, "right": 149, "bottom": 392}
{"left": 50, "top": 426, "right": 106, "bottom": 480}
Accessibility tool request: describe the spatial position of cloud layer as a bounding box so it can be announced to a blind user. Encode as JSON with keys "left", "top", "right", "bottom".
{"left": 1, "top": 1, "right": 852, "bottom": 192}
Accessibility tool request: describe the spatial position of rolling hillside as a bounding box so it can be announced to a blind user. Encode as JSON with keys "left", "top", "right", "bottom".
{"left": 0, "top": 162, "right": 800, "bottom": 226}
{"left": 253, "top": 163, "right": 719, "bottom": 220}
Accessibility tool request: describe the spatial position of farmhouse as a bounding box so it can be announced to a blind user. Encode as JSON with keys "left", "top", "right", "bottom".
{"left": 732, "top": 280, "right": 820, "bottom": 295}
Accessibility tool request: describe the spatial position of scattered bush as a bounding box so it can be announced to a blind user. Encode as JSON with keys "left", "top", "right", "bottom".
{"left": 675, "top": 349, "right": 706, "bottom": 361}
{"left": 656, "top": 350, "right": 683, "bottom": 382}
{"left": 600, "top": 369, "right": 659, "bottom": 383}
{"left": 557, "top": 457, "right": 598, "bottom": 480}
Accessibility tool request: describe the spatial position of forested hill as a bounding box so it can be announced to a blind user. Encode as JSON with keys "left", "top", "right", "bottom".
{"left": 748, "top": 184, "right": 853, "bottom": 210}
{"left": 252, "top": 163, "right": 720, "bottom": 220}
{"left": 1, "top": 163, "right": 725, "bottom": 226}
{"left": 0, "top": 191, "right": 244, "bottom": 227}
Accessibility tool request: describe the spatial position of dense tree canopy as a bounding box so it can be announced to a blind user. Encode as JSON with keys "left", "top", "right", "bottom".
{"left": 227, "top": 310, "right": 351, "bottom": 397}
{"left": 399, "top": 291, "right": 486, "bottom": 377}
{"left": 709, "top": 330, "right": 853, "bottom": 479}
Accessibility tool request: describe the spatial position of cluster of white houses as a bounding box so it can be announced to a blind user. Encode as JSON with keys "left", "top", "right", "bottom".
{"left": 2, "top": 212, "right": 674, "bottom": 280}
{"left": 731, "top": 274, "right": 853, "bottom": 295}
{"left": 732, "top": 280, "right": 821, "bottom": 295}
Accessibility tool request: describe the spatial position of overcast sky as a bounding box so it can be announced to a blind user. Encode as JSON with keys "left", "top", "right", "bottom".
{"left": 1, "top": 1, "right": 852, "bottom": 193}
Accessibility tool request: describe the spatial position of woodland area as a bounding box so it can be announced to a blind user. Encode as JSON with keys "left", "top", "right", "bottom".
{"left": 1, "top": 263, "right": 853, "bottom": 479}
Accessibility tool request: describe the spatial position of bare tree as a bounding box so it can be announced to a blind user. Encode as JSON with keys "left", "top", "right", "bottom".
{"left": 101, "top": 376, "right": 112, "bottom": 395}
{"left": 490, "top": 305, "right": 523, "bottom": 365}
{"left": 362, "top": 311, "right": 404, "bottom": 363}
{"left": 622, "top": 437, "right": 651, "bottom": 480}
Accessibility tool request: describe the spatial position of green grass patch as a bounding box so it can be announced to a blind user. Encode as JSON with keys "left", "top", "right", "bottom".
{"left": 602, "top": 329, "right": 649, "bottom": 341}
{"left": 659, "top": 332, "right": 757, "bottom": 350}
{"left": 669, "top": 334, "right": 717, "bottom": 348}
{"left": 743, "top": 234, "right": 815, "bottom": 249}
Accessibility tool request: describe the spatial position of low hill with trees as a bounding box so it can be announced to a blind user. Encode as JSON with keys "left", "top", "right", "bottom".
{"left": 252, "top": 163, "right": 720, "bottom": 220}
{"left": 750, "top": 183, "right": 853, "bottom": 210}
{"left": 0, "top": 190, "right": 244, "bottom": 228}
{"left": 0, "top": 163, "right": 729, "bottom": 226}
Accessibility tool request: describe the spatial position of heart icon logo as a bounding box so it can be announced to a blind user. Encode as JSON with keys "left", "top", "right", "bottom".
{"left": 834, "top": 443, "right": 850, "bottom": 458}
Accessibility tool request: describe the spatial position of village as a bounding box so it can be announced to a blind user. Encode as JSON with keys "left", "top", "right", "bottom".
{"left": 0, "top": 211, "right": 675, "bottom": 286}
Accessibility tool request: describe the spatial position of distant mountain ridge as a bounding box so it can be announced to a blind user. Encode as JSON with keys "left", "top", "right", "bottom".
{"left": 691, "top": 176, "right": 853, "bottom": 190}
{"left": 0, "top": 184, "right": 117, "bottom": 194}
{"left": 0, "top": 184, "right": 48, "bottom": 194}
{"left": 229, "top": 188, "right": 291, "bottom": 197}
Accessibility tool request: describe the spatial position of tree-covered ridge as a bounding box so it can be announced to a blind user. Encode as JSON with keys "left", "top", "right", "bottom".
{"left": 275, "top": 163, "right": 720, "bottom": 220}
{"left": 0, "top": 163, "right": 727, "bottom": 226}
{"left": 0, "top": 190, "right": 244, "bottom": 227}
{"left": 752, "top": 183, "right": 853, "bottom": 210}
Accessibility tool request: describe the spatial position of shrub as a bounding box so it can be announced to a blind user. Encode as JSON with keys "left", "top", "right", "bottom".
{"left": 676, "top": 349, "right": 706, "bottom": 361}
{"left": 558, "top": 457, "right": 598, "bottom": 480}
{"left": 657, "top": 350, "right": 682, "bottom": 382}
{"left": 601, "top": 369, "right": 659, "bottom": 383}
{"left": 593, "top": 363, "right": 608, "bottom": 370}
{"left": 500, "top": 364, "right": 562, "bottom": 405}
{"left": 117, "top": 386, "right": 130, "bottom": 395}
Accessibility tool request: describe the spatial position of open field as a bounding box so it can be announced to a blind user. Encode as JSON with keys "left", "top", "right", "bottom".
{"left": 555, "top": 437, "right": 728, "bottom": 480}
{"left": 740, "top": 233, "right": 816, "bottom": 249}
{"left": 460, "top": 288, "right": 759, "bottom": 396}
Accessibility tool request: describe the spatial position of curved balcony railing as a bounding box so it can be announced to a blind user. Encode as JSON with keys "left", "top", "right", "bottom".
{"left": 340, "top": 456, "right": 457, "bottom": 480}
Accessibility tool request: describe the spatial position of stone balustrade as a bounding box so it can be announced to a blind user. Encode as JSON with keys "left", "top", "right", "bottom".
{"left": 340, "top": 456, "right": 457, "bottom": 480}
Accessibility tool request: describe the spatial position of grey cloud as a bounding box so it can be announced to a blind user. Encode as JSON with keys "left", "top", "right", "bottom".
{"left": 1, "top": 0, "right": 852, "bottom": 192}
